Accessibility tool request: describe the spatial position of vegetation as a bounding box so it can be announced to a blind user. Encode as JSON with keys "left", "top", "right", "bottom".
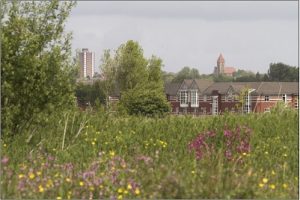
{"left": 1, "top": 108, "right": 298, "bottom": 199}
{"left": 1, "top": 0, "right": 76, "bottom": 137}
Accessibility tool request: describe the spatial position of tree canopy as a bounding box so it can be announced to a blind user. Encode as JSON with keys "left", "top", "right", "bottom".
{"left": 1, "top": 0, "right": 76, "bottom": 136}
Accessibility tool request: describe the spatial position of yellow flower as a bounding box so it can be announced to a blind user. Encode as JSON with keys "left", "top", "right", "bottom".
{"left": 118, "top": 195, "right": 123, "bottom": 200}
{"left": 124, "top": 190, "right": 128, "bottom": 194}
{"left": 46, "top": 179, "right": 53, "bottom": 188}
{"left": 269, "top": 184, "right": 275, "bottom": 189}
{"left": 271, "top": 170, "right": 276, "bottom": 175}
{"left": 110, "top": 151, "right": 115, "bottom": 157}
{"left": 37, "top": 171, "right": 42, "bottom": 176}
{"left": 127, "top": 184, "right": 132, "bottom": 190}
{"left": 38, "top": 185, "right": 44, "bottom": 193}
{"left": 118, "top": 188, "right": 123, "bottom": 193}
{"left": 258, "top": 183, "right": 264, "bottom": 188}
{"left": 56, "top": 196, "right": 62, "bottom": 200}
{"left": 79, "top": 181, "right": 84, "bottom": 186}
{"left": 283, "top": 153, "right": 287, "bottom": 157}
{"left": 18, "top": 174, "right": 25, "bottom": 179}
{"left": 265, "top": 151, "right": 269, "bottom": 155}
{"left": 191, "top": 170, "right": 195, "bottom": 174}
{"left": 99, "top": 185, "right": 103, "bottom": 189}
{"left": 242, "top": 152, "right": 247, "bottom": 156}
{"left": 29, "top": 172, "right": 35, "bottom": 179}
{"left": 135, "top": 188, "right": 140, "bottom": 195}
{"left": 89, "top": 186, "right": 94, "bottom": 191}
{"left": 66, "top": 178, "right": 71, "bottom": 182}
{"left": 262, "top": 178, "right": 268, "bottom": 184}
{"left": 283, "top": 183, "right": 288, "bottom": 189}
{"left": 92, "top": 141, "right": 95, "bottom": 145}
{"left": 3, "top": 144, "right": 6, "bottom": 147}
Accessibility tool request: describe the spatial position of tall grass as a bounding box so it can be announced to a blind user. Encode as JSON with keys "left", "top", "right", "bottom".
{"left": 1, "top": 107, "right": 298, "bottom": 199}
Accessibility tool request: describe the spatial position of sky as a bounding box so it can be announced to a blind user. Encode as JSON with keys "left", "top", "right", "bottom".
{"left": 65, "top": 1, "right": 298, "bottom": 74}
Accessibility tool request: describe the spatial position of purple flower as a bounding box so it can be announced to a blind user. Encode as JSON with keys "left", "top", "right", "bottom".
{"left": 224, "top": 130, "right": 232, "bottom": 138}
{"left": 1, "top": 156, "right": 9, "bottom": 165}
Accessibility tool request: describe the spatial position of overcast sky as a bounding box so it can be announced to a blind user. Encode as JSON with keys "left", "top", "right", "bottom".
{"left": 65, "top": 1, "right": 298, "bottom": 74}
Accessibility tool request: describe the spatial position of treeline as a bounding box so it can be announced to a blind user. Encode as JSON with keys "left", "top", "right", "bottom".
{"left": 163, "top": 63, "right": 299, "bottom": 83}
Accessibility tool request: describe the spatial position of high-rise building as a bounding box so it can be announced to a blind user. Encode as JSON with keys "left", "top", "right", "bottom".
{"left": 78, "top": 48, "right": 95, "bottom": 79}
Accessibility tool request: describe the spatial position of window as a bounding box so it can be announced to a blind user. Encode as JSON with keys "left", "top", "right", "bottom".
{"left": 212, "top": 96, "right": 218, "bottom": 115}
{"left": 282, "top": 94, "right": 287, "bottom": 104}
{"left": 203, "top": 95, "right": 207, "bottom": 102}
{"left": 264, "top": 108, "right": 270, "bottom": 113}
{"left": 295, "top": 98, "right": 298, "bottom": 109}
{"left": 190, "top": 90, "right": 198, "bottom": 107}
{"left": 265, "top": 96, "right": 269, "bottom": 101}
{"left": 180, "top": 90, "right": 188, "bottom": 107}
{"left": 225, "top": 95, "right": 228, "bottom": 102}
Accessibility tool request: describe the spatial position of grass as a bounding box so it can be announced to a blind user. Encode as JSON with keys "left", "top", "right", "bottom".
{"left": 1, "top": 107, "right": 298, "bottom": 199}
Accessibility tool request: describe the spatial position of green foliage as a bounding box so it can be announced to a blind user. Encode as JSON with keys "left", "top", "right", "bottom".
{"left": 1, "top": 109, "right": 298, "bottom": 199}
{"left": 213, "top": 74, "right": 233, "bottom": 82}
{"left": 268, "top": 62, "right": 299, "bottom": 82}
{"left": 1, "top": 0, "right": 76, "bottom": 136}
{"left": 120, "top": 83, "right": 171, "bottom": 117}
{"left": 75, "top": 81, "right": 106, "bottom": 107}
{"left": 116, "top": 40, "right": 148, "bottom": 92}
{"left": 172, "top": 66, "right": 201, "bottom": 83}
{"left": 162, "top": 71, "right": 176, "bottom": 84}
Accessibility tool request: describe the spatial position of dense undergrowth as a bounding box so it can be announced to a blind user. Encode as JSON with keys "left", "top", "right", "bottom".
{"left": 1, "top": 107, "right": 298, "bottom": 199}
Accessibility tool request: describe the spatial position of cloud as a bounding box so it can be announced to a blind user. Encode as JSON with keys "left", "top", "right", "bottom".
{"left": 71, "top": 1, "right": 297, "bottom": 21}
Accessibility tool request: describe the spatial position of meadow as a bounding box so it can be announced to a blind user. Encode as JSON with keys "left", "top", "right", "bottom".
{"left": 1, "top": 107, "right": 298, "bottom": 199}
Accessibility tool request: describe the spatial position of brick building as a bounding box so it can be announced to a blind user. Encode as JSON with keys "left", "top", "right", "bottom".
{"left": 165, "top": 80, "right": 298, "bottom": 115}
{"left": 213, "top": 53, "right": 236, "bottom": 77}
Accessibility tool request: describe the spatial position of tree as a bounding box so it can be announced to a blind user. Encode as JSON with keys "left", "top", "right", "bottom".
{"left": 119, "top": 82, "right": 171, "bottom": 117}
{"left": 75, "top": 81, "right": 106, "bottom": 107}
{"left": 172, "top": 66, "right": 201, "bottom": 83}
{"left": 1, "top": 0, "right": 76, "bottom": 136}
{"left": 268, "top": 62, "right": 298, "bottom": 82}
{"left": 115, "top": 40, "right": 148, "bottom": 92}
{"left": 162, "top": 71, "right": 176, "bottom": 84}
{"left": 148, "top": 55, "right": 163, "bottom": 86}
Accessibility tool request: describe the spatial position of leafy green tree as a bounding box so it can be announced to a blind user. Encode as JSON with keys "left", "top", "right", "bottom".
{"left": 172, "top": 66, "right": 200, "bottom": 83}
{"left": 75, "top": 81, "right": 106, "bottom": 107}
{"left": 162, "top": 71, "right": 176, "bottom": 84}
{"left": 148, "top": 55, "right": 163, "bottom": 86}
{"left": 1, "top": 0, "right": 76, "bottom": 136}
{"left": 120, "top": 83, "right": 171, "bottom": 117}
{"left": 268, "top": 62, "right": 298, "bottom": 82}
{"left": 213, "top": 74, "right": 233, "bottom": 82}
{"left": 116, "top": 40, "right": 148, "bottom": 92}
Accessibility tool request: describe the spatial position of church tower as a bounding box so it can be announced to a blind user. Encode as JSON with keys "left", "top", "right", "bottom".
{"left": 217, "top": 53, "right": 225, "bottom": 76}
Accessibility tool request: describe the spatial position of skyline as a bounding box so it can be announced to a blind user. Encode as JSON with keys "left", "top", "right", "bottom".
{"left": 65, "top": 1, "right": 298, "bottom": 74}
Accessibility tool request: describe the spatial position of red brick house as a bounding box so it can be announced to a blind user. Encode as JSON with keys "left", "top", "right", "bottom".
{"left": 165, "top": 80, "right": 299, "bottom": 115}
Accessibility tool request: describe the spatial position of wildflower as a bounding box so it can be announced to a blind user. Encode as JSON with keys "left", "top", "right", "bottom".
{"left": 118, "top": 188, "right": 123, "bottom": 193}
{"left": 79, "top": 181, "right": 84, "bottom": 186}
{"left": 283, "top": 153, "right": 287, "bottom": 157}
{"left": 36, "top": 171, "right": 42, "bottom": 176}
{"left": 18, "top": 174, "right": 25, "bottom": 179}
{"left": 191, "top": 170, "right": 195, "bottom": 174}
{"left": 265, "top": 151, "right": 269, "bottom": 155}
{"left": 29, "top": 172, "right": 35, "bottom": 179}
{"left": 1, "top": 156, "right": 9, "bottom": 165}
{"left": 127, "top": 184, "right": 132, "bottom": 190}
{"left": 56, "top": 196, "right": 62, "bottom": 200}
{"left": 135, "top": 188, "right": 140, "bottom": 195}
{"left": 110, "top": 151, "right": 115, "bottom": 157}
{"left": 99, "top": 185, "right": 103, "bottom": 189}
{"left": 242, "top": 152, "right": 247, "bottom": 156}
{"left": 3, "top": 143, "right": 7, "bottom": 147}
{"left": 283, "top": 183, "right": 288, "bottom": 189}
{"left": 262, "top": 178, "right": 268, "bottom": 184}
{"left": 89, "top": 186, "right": 94, "bottom": 191}
{"left": 38, "top": 185, "right": 44, "bottom": 193}
{"left": 92, "top": 141, "right": 95, "bottom": 145}
{"left": 269, "top": 184, "right": 275, "bottom": 189}
{"left": 271, "top": 170, "right": 276, "bottom": 175}
{"left": 118, "top": 195, "right": 123, "bottom": 200}
{"left": 258, "top": 183, "right": 264, "bottom": 188}
{"left": 46, "top": 180, "right": 53, "bottom": 188}
{"left": 66, "top": 178, "right": 71, "bottom": 182}
{"left": 124, "top": 190, "right": 128, "bottom": 194}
